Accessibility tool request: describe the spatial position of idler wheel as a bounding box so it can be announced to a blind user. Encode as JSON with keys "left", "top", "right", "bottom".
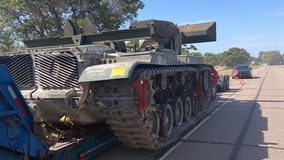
{"left": 146, "top": 110, "right": 160, "bottom": 136}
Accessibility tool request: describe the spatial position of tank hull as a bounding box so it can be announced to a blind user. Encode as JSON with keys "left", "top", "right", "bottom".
{"left": 79, "top": 62, "right": 214, "bottom": 149}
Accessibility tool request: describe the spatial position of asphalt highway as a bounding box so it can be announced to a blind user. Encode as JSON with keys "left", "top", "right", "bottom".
{"left": 97, "top": 65, "right": 284, "bottom": 160}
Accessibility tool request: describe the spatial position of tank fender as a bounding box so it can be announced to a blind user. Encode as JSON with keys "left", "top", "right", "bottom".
{"left": 79, "top": 62, "right": 146, "bottom": 82}
{"left": 199, "top": 65, "right": 213, "bottom": 72}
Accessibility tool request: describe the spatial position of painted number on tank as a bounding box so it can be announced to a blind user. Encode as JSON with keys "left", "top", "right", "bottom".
{"left": 110, "top": 67, "right": 127, "bottom": 77}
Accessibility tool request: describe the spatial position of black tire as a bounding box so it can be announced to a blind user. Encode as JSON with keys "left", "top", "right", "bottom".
{"left": 225, "top": 75, "right": 230, "bottom": 91}
{"left": 203, "top": 71, "right": 209, "bottom": 91}
{"left": 211, "top": 85, "right": 217, "bottom": 100}
{"left": 218, "top": 75, "right": 226, "bottom": 92}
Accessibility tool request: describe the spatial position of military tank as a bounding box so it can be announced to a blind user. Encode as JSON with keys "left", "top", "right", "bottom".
{"left": 0, "top": 18, "right": 217, "bottom": 149}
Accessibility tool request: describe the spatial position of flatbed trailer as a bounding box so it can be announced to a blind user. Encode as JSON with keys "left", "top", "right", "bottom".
{"left": 0, "top": 64, "right": 117, "bottom": 159}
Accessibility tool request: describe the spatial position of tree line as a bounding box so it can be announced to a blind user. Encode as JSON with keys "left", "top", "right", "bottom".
{"left": 183, "top": 47, "right": 284, "bottom": 68}
{"left": 1, "top": 0, "right": 283, "bottom": 67}
{"left": 0, "top": 0, "right": 144, "bottom": 52}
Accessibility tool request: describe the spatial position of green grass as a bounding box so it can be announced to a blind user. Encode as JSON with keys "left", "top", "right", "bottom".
{"left": 215, "top": 65, "right": 260, "bottom": 76}
{"left": 218, "top": 70, "right": 232, "bottom": 76}
{"left": 214, "top": 66, "right": 232, "bottom": 76}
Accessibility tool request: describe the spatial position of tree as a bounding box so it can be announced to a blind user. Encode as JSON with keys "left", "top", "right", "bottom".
{"left": 219, "top": 47, "right": 251, "bottom": 68}
{"left": 258, "top": 50, "right": 283, "bottom": 65}
{"left": 250, "top": 56, "right": 261, "bottom": 66}
{"left": 0, "top": 0, "right": 144, "bottom": 52}
{"left": 203, "top": 52, "right": 219, "bottom": 65}
{"left": 181, "top": 44, "right": 197, "bottom": 55}
{"left": 126, "top": 40, "right": 140, "bottom": 52}
{"left": 189, "top": 52, "right": 202, "bottom": 56}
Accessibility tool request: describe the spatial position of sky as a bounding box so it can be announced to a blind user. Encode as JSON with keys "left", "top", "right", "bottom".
{"left": 134, "top": 0, "right": 284, "bottom": 57}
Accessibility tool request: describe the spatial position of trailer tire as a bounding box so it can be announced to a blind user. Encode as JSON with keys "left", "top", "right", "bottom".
{"left": 225, "top": 75, "right": 230, "bottom": 91}
{"left": 211, "top": 85, "right": 217, "bottom": 101}
{"left": 218, "top": 75, "right": 226, "bottom": 92}
{"left": 203, "top": 71, "right": 209, "bottom": 91}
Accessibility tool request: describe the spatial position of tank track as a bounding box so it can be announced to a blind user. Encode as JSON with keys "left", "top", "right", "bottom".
{"left": 92, "top": 65, "right": 213, "bottom": 149}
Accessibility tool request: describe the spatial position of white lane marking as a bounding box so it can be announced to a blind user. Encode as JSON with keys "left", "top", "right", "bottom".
{"left": 159, "top": 77, "right": 256, "bottom": 160}
{"left": 159, "top": 142, "right": 182, "bottom": 160}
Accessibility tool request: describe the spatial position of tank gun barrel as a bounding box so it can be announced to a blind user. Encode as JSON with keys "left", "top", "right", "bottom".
{"left": 23, "top": 27, "right": 155, "bottom": 48}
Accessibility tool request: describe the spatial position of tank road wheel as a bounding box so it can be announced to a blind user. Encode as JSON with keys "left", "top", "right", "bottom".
{"left": 173, "top": 98, "right": 184, "bottom": 127}
{"left": 161, "top": 73, "right": 167, "bottom": 90}
{"left": 192, "top": 93, "right": 200, "bottom": 117}
{"left": 146, "top": 110, "right": 160, "bottom": 136}
{"left": 162, "top": 104, "right": 174, "bottom": 136}
{"left": 175, "top": 72, "right": 186, "bottom": 85}
{"left": 183, "top": 96, "right": 192, "bottom": 123}
{"left": 203, "top": 71, "right": 209, "bottom": 91}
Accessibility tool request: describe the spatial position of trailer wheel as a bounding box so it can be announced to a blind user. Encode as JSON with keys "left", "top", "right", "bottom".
{"left": 203, "top": 71, "right": 209, "bottom": 91}
{"left": 225, "top": 75, "right": 230, "bottom": 91}
{"left": 211, "top": 85, "right": 217, "bottom": 100}
{"left": 218, "top": 75, "right": 226, "bottom": 92}
{"left": 222, "top": 75, "right": 230, "bottom": 91}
